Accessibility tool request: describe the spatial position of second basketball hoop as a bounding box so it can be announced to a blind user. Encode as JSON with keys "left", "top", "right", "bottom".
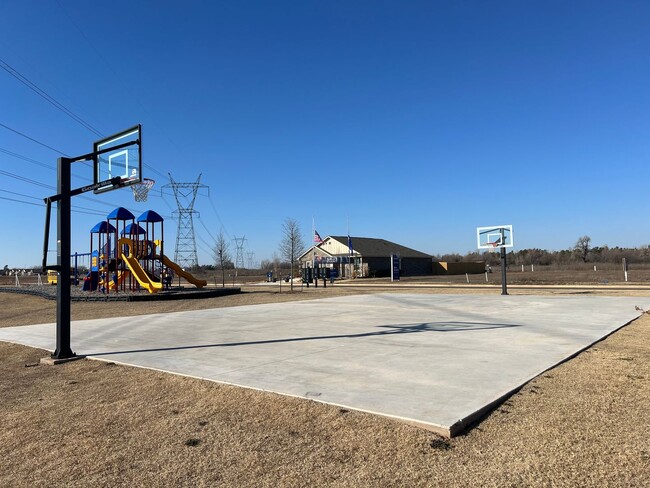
{"left": 476, "top": 225, "right": 514, "bottom": 296}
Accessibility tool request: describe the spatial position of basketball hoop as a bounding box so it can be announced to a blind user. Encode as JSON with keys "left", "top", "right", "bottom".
{"left": 131, "top": 178, "right": 155, "bottom": 202}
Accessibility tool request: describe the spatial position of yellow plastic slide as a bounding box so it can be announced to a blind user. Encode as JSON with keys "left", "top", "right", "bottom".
{"left": 159, "top": 254, "right": 207, "bottom": 288}
{"left": 122, "top": 253, "right": 163, "bottom": 293}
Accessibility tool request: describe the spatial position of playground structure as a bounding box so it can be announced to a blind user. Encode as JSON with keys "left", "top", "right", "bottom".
{"left": 83, "top": 207, "right": 207, "bottom": 294}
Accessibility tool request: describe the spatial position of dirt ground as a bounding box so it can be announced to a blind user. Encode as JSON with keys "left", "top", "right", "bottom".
{"left": 1, "top": 285, "right": 649, "bottom": 487}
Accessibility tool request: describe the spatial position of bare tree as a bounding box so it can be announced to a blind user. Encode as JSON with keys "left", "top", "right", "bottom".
{"left": 574, "top": 235, "right": 592, "bottom": 263}
{"left": 213, "top": 231, "right": 231, "bottom": 287}
{"left": 278, "top": 218, "right": 306, "bottom": 291}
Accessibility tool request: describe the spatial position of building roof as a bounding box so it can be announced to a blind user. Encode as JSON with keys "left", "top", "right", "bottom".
{"left": 90, "top": 221, "right": 116, "bottom": 234}
{"left": 137, "top": 210, "right": 164, "bottom": 223}
{"left": 121, "top": 223, "right": 147, "bottom": 236}
{"left": 327, "top": 236, "right": 432, "bottom": 259}
{"left": 107, "top": 207, "right": 135, "bottom": 220}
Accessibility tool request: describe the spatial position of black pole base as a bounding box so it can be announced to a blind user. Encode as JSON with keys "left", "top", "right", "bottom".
{"left": 42, "top": 354, "right": 84, "bottom": 365}
{"left": 51, "top": 348, "right": 76, "bottom": 360}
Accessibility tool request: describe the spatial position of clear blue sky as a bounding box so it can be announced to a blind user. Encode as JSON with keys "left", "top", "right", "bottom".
{"left": 1, "top": 1, "right": 649, "bottom": 268}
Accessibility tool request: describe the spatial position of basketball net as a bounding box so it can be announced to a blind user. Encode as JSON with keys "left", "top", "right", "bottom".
{"left": 131, "top": 178, "right": 155, "bottom": 202}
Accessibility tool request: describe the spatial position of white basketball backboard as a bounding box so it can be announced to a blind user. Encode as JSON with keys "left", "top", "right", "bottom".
{"left": 93, "top": 124, "right": 142, "bottom": 194}
{"left": 477, "top": 225, "right": 513, "bottom": 249}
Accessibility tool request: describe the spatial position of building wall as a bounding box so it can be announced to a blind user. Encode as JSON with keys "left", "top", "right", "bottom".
{"left": 364, "top": 257, "right": 391, "bottom": 277}
{"left": 320, "top": 238, "right": 356, "bottom": 256}
{"left": 365, "top": 257, "right": 432, "bottom": 277}
{"left": 299, "top": 247, "right": 334, "bottom": 268}
{"left": 401, "top": 257, "right": 433, "bottom": 276}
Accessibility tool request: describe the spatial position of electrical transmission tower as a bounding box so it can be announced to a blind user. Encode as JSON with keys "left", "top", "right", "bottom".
{"left": 246, "top": 251, "right": 255, "bottom": 269}
{"left": 163, "top": 173, "right": 209, "bottom": 269}
{"left": 232, "top": 236, "right": 247, "bottom": 270}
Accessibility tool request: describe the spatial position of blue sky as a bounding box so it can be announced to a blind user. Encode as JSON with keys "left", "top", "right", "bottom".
{"left": 1, "top": 1, "right": 649, "bottom": 268}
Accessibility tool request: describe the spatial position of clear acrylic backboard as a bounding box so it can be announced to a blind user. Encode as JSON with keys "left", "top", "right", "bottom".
{"left": 477, "top": 225, "right": 513, "bottom": 250}
{"left": 93, "top": 124, "right": 141, "bottom": 194}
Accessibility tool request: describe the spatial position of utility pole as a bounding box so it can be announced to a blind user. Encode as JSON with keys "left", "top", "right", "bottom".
{"left": 232, "top": 236, "right": 247, "bottom": 270}
{"left": 246, "top": 251, "right": 255, "bottom": 269}
{"left": 163, "top": 173, "right": 208, "bottom": 269}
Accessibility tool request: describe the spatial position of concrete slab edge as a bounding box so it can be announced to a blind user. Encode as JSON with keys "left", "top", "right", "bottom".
{"left": 334, "top": 283, "right": 650, "bottom": 291}
{"left": 55, "top": 354, "right": 451, "bottom": 437}
{"left": 1, "top": 310, "right": 643, "bottom": 438}
{"left": 447, "top": 311, "right": 644, "bottom": 437}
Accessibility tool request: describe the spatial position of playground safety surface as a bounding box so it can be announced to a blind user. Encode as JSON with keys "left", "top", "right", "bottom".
{"left": 0, "top": 293, "right": 647, "bottom": 436}
{"left": 0, "top": 286, "right": 240, "bottom": 301}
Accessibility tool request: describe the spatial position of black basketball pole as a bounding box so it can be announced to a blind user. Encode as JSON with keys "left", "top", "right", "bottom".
{"left": 42, "top": 134, "right": 138, "bottom": 361}
{"left": 500, "top": 243, "right": 508, "bottom": 296}
{"left": 53, "top": 156, "right": 74, "bottom": 359}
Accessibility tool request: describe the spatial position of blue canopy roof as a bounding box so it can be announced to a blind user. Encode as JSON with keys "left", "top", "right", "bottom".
{"left": 136, "top": 210, "right": 164, "bottom": 223}
{"left": 90, "top": 221, "right": 117, "bottom": 233}
{"left": 107, "top": 207, "right": 135, "bottom": 220}
{"left": 121, "top": 223, "right": 147, "bottom": 236}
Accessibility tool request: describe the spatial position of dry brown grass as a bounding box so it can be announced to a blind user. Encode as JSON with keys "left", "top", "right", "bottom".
{"left": 1, "top": 286, "right": 649, "bottom": 486}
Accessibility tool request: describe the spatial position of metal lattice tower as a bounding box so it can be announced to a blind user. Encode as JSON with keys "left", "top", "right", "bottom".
{"left": 232, "top": 236, "right": 247, "bottom": 270}
{"left": 246, "top": 251, "right": 255, "bottom": 269}
{"left": 163, "top": 173, "right": 208, "bottom": 269}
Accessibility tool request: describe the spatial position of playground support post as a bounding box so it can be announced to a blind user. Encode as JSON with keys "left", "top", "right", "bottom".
{"left": 54, "top": 156, "right": 74, "bottom": 359}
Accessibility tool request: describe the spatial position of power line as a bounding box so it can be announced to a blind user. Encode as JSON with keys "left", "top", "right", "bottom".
{"left": 2, "top": 49, "right": 170, "bottom": 187}
{"left": 0, "top": 122, "right": 69, "bottom": 156}
{"left": 208, "top": 194, "right": 231, "bottom": 239}
{"left": 198, "top": 216, "right": 217, "bottom": 244}
{"left": 196, "top": 233, "right": 216, "bottom": 254}
{"left": 0, "top": 188, "right": 43, "bottom": 200}
{"left": 1, "top": 120, "right": 152, "bottom": 183}
{"left": 0, "top": 161, "right": 157, "bottom": 216}
{"left": 0, "top": 168, "right": 54, "bottom": 189}
{"left": 0, "top": 195, "right": 43, "bottom": 207}
{"left": 0, "top": 192, "right": 105, "bottom": 217}
{"left": 1, "top": 146, "right": 94, "bottom": 186}
{"left": 0, "top": 58, "right": 103, "bottom": 136}
{"left": 54, "top": 1, "right": 186, "bottom": 180}
{"left": 0, "top": 147, "right": 56, "bottom": 172}
{"left": 1, "top": 48, "right": 174, "bottom": 214}
{"left": 142, "top": 163, "right": 168, "bottom": 181}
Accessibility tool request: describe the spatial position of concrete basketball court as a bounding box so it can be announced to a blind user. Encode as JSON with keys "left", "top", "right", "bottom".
{"left": 1, "top": 293, "right": 648, "bottom": 436}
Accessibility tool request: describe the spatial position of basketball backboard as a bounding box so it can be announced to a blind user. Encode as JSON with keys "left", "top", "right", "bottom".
{"left": 93, "top": 124, "right": 141, "bottom": 194}
{"left": 477, "top": 225, "right": 513, "bottom": 250}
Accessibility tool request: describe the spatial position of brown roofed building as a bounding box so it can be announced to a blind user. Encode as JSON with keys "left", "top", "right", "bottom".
{"left": 299, "top": 235, "right": 432, "bottom": 278}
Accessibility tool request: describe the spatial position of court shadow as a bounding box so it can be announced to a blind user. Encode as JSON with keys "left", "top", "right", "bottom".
{"left": 88, "top": 320, "right": 522, "bottom": 357}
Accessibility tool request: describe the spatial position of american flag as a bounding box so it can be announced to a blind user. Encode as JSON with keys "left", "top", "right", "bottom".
{"left": 314, "top": 231, "right": 323, "bottom": 243}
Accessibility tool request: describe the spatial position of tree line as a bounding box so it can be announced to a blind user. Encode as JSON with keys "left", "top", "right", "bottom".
{"left": 211, "top": 218, "right": 306, "bottom": 289}
{"left": 438, "top": 236, "right": 650, "bottom": 266}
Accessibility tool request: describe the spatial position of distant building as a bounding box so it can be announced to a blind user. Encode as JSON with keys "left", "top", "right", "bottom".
{"left": 299, "top": 235, "right": 432, "bottom": 278}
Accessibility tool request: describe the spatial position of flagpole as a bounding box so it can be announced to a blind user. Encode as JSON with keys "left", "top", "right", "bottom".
{"left": 347, "top": 216, "right": 351, "bottom": 279}
{"left": 347, "top": 216, "right": 350, "bottom": 279}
